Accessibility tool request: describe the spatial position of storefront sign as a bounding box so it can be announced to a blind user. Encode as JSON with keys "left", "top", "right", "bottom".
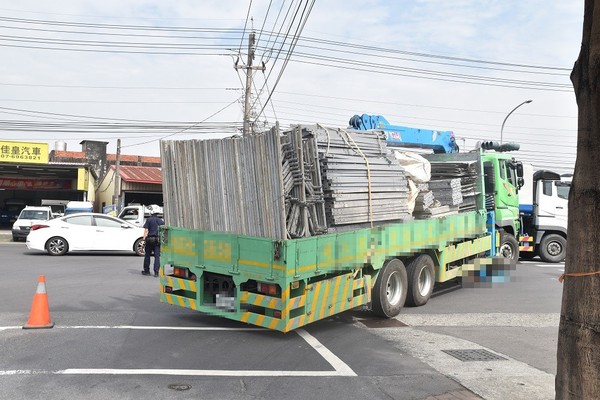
{"left": 0, "top": 141, "right": 49, "bottom": 164}
{"left": 77, "top": 167, "right": 89, "bottom": 191}
{"left": 0, "top": 177, "right": 72, "bottom": 190}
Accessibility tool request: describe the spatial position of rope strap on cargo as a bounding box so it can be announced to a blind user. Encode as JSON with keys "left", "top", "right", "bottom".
{"left": 341, "top": 129, "right": 374, "bottom": 227}
{"left": 558, "top": 271, "right": 600, "bottom": 283}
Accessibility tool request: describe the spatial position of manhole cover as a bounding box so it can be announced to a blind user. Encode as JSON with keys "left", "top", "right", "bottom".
{"left": 360, "top": 318, "right": 407, "bottom": 328}
{"left": 168, "top": 384, "right": 192, "bottom": 391}
{"left": 442, "top": 349, "right": 507, "bottom": 362}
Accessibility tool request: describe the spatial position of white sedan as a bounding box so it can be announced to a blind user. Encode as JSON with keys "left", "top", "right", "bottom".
{"left": 26, "top": 213, "right": 146, "bottom": 256}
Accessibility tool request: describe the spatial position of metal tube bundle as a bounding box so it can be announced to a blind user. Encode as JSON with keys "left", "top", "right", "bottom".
{"left": 160, "top": 124, "right": 412, "bottom": 239}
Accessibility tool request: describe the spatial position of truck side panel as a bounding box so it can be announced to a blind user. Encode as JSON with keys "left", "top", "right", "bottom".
{"left": 160, "top": 211, "right": 491, "bottom": 332}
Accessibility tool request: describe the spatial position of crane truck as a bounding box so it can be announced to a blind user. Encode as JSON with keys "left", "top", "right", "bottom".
{"left": 158, "top": 117, "right": 522, "bottom": 333}
{"left": 518, "top": 163, "right": 570, "bottom": 262}
{"left": 349, "top": 114, "right": 522, "bottom": 262}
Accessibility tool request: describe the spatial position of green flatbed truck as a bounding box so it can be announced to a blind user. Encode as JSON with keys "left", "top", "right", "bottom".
{"left": 159, "top": 148, "right": 522, "bottom": 333}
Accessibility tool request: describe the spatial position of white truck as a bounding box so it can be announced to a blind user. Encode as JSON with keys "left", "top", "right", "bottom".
{"left": 117, "top": 204, "right": 163, "bottom": 227}
{"left": 519, "top": 163, "right": 571, "bottom": 262}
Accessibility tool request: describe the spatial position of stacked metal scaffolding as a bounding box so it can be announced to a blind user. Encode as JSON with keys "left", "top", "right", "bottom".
{"left": 308, "top": 125, "right": 411, "bottom": 228}
{"left": 161, "top": 124, "right": 412, "bottom": 239}
{"left": 280, "top": 126, "right": 328, "bottom": 238}
{"left": 428, "top": 160, "right": 480, "bottom": 213}
{"left": 161, "top": 128, "right": 288, "bottom": 239}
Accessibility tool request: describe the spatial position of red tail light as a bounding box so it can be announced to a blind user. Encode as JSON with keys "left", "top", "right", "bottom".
{"left": 257, "top": 282, "right": 278, "bottom": 296}
{"left": 31, "top": 225, "right": 49, "bottom": 231}
{"left": 173, "top": 267, "right": 189, "bottom": 279}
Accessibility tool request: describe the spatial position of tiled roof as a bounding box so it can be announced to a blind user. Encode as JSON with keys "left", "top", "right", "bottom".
{"left": 117, "top": 165, "right": 162, "bottom": 184}
{"left": 52, "top": 150, "right": 85, "bottom": 159}
{"left": 107, "top": 154, "right": 161, "bottom": 163}
{"left": 51, "top": 151, "right": 160, "bottom": 165}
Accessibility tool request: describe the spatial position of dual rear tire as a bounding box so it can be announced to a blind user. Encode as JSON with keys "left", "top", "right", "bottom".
{"left": 372, "top": 254, "right": 436, "bottom": 318}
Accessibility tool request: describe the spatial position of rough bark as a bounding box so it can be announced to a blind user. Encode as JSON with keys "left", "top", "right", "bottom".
{"left": 555, "top": 0, "right": 600, "bottom": 398}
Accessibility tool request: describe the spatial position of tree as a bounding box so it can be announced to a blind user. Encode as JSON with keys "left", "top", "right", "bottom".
{"left": 556, "top": 1, "right": 600, "bottom": 398}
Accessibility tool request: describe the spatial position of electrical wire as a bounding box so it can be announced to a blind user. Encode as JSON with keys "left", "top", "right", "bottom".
{"left": 121, "top": 97, "right": 242, "bottom": 148}
{"left": 237, "top": 0, "right": 253, "bottom": 59}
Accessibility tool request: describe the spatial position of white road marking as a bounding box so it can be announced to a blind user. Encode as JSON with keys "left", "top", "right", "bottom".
{"left": 0, "top": 325, "right": 356, "bottom": 377}
{"left": 296, "top": 329, "right": 356, "bottom": 376}
{"left": 0, "top": 369, "right": 350, "bottom": 377}
{"left": 0, "top": 326, "right": 20, "bottom": 331}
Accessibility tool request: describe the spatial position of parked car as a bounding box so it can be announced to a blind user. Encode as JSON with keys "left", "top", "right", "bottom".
{"left": 26, "top": 213, "right": 145, "bottom": 256}
{"left": 12, "top": 206, "right": 54, "bottom": 241}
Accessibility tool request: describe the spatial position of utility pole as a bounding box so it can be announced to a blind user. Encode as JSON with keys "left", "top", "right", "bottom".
{"left": 112, "top": 139, "right": 121, "bottom": 213}
{"left": 235, "top": 31, "right": 265, "bottom": 135}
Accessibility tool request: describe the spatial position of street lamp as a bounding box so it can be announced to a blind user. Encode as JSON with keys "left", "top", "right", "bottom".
{"left": 500, "top": 100, "right": 532, "bottom": 144}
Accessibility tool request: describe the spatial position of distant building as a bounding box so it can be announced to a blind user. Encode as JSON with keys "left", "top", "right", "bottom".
{"left": 50, "top": 140, "right": 162, "bottom": 213}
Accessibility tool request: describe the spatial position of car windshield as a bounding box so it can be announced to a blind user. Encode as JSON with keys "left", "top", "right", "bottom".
{"left": 19, "top": 210, "right": 48, "bottom": 220}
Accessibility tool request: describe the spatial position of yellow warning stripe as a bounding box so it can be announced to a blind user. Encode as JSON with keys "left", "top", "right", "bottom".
{"left": 308, "top": 281, "right": 322, "bottom": 324}
{"left": 330, "top": 275, "right": 343, "bottom": 315}
{"left": 164, "top": 276, "right": 197, "bottom": 292}
{"left": 318, "top": 279, "right": 332, "bottom": 320}
{"left": 239, "top": 292, "right": 283, "bottom": 310}
{"left": 161, "top": 246, "right": 197, "bottom": 257}
{"left": 238, "top": 259, "right": 286, "bottom": 271}
{"left": 339, "top": 274, "right": 351, "bottom": 315}
{"left": 241, "top": 312, "right": 250, "bottom": 323}
{"left": 161, "top": 293, "right": 197, "bottom": 310}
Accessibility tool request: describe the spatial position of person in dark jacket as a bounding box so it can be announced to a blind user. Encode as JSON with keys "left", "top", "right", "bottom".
{"left": 142, "top": 211, "right": 164, "bottom": 277}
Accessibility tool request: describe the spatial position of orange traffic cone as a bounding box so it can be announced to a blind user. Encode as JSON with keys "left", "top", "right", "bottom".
{"left": 23, "top": 275, "right": 54, "bottom": 329}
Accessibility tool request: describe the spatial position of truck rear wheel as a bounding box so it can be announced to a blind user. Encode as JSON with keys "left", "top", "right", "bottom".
{"left": 499, "top": 231, "right": 519, "bottom": 263}
{"left": 539, "top": 234, "right": 566, "bottom": 263}
{"left": 406, "top": 255, "right": 435, "bottom": 307}
{"left": 372, "top": 259, "right": 407, "bottom": 318}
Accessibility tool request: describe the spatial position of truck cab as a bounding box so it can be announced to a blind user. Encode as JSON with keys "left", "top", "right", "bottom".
{"left": 481, "top": 149, "right": 523, "bottom": 260}
{"left": 519, "top": 165, "right": 570, "bottom": 262}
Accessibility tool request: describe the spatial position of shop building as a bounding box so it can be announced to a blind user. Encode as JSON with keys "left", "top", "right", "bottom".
{"left": 0, "top": 139, "right": 162, "bottom": 227}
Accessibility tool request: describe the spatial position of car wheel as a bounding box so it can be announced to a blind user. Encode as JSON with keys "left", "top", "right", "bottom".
{"left": 46, "top": 236, "right": 69, "bottom": 256}
{"left": 134, "top": 238, "right": 145, "bottom": 257}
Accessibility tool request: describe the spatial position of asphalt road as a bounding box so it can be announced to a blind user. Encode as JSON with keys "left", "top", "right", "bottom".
{"left": 0, "top": 240, "right": 562, "bottom": 400}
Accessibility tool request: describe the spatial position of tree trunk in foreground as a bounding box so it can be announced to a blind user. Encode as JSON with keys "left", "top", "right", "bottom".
{"left": 556, "top": 0, "right": 600, "bottom": 398}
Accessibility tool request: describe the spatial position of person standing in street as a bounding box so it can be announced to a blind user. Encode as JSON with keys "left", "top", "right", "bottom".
{"left": 142, "top": 211, "right": 164, "bottom": 277}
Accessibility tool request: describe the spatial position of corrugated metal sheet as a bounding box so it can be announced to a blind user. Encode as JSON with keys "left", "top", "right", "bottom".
{"left": 118, "top": 165, "right": 162, "bottom": 184}
{"left": 121, "top": 181, "right": 162, "bottom": 192}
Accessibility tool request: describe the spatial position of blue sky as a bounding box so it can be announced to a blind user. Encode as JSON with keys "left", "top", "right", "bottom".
{"left": 0, "top": 0, "right": 584, "bottom": 174}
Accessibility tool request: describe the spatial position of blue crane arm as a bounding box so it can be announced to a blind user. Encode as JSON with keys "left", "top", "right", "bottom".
{"left": 348, "top": 114, "right": 459, "bottom": 154}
